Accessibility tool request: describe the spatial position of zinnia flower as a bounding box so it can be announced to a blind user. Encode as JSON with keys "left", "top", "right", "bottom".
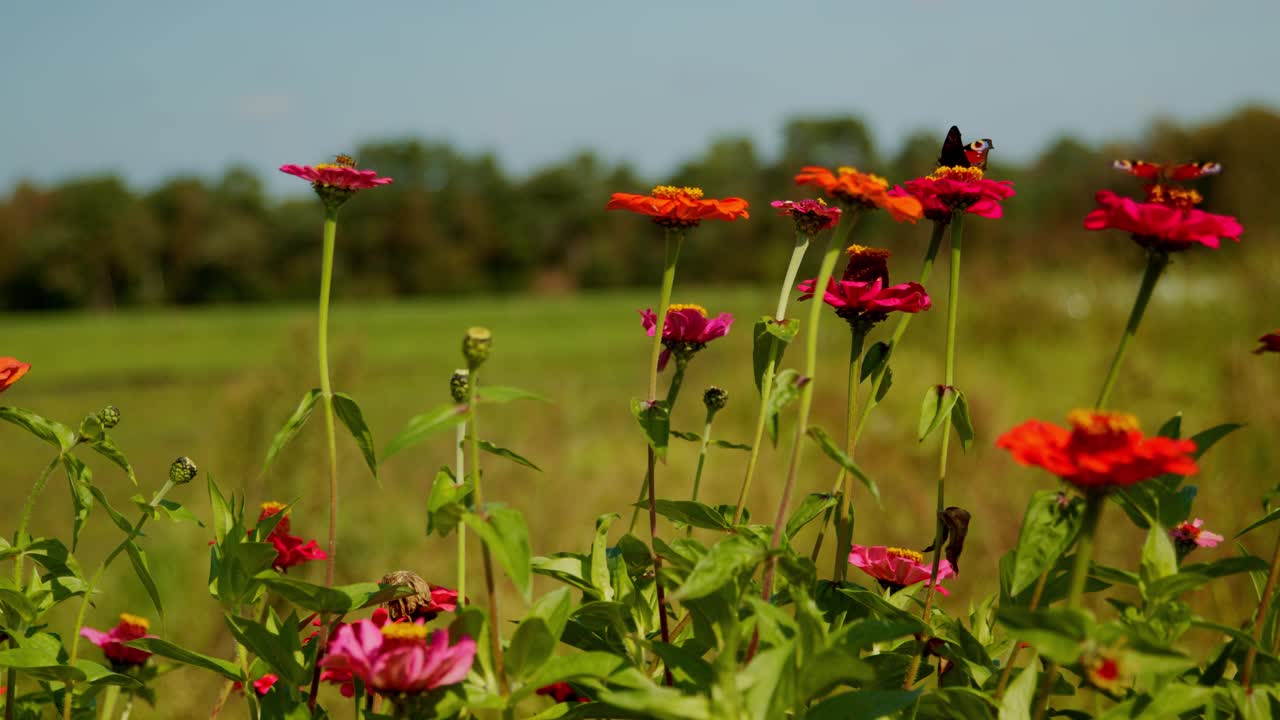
{"left": 257, "top": 502, "right": 327, "bottom": 571}
{"left": 1254, "top": 330, "right": 1280, "bottom": 355}
{"left": 319, "top": 619, "right": 475, "bottom": 696}
{"left": 771, "top": 198, "right": 842, "bottom": 234}
{"left": 81, "top": 613, "right": 153, "bottom": 668}
{"left": 793, "top": 166, "right": 922, "bottom": 223}
{"left": 996, "top": 410, "right": 1198, "bottom": 492}
{"left": 606, "top": 185, "right": 748, "bottom": 228}
{"left": 1169, "top": 518, "right": 1224, "bottom": 555}
{"left": 280, "top": 155, "right": 392, "bottom": 210}
{"left": 0, "top": 357, "right": 30, "bottom": 394}
{"left": 537, "top": 682, "right": 590, "bottom": 704}
{"left": 1083, "top": 190, "right": 1242, "bottom": 251}
{"left": 848, "top": 545, "right": 954, "bottom": 594}
{"left": 640, "top": 304, "right": 733, "bottom": 371}
{"left": 797, "top": 246, "right": 931, "bottom": 329}
{"left": 899, "top": 166, "right": 1015, "bottom": 221}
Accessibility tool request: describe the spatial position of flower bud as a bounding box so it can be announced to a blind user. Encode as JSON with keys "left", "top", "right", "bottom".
{"left": 169, "top": 456, "right": 198, "bottom": 485}
{"left": 96, "top": 405, "right": 121, "bottom": 430}
{"left": 462, "top": 327, "right": 492, "bottom": 370}
{"left": 450, "top": 369, "right": 470, "bottom": 403}
{"left": 703, "top": 386, "right": 728, "bottom": 413}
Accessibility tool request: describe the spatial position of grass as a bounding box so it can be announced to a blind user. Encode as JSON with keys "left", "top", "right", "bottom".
{"left": 2, "top": 252, "right": 1279, "bottom": 717}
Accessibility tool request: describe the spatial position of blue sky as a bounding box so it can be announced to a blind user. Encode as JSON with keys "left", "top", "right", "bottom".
{"left": 3, "top": 1, "right": 1277, "bottom": 195}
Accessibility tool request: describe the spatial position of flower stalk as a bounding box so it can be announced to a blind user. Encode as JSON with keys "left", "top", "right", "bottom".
{"left": 1240, "top": 528, "right": 1280, "bottom": 686}
{"left": 1096, "top": 250, "right": 1169, "bottom": 409}
{"left": 688, "top": 388, "right": 726, "bottom": 532}
{"left": 318, "top": 207, "right": 341, "bottom": 588}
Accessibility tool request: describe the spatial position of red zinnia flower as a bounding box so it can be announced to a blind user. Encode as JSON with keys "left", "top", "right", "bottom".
{"left": 606, "top": 185, "right": 748, "bottom": 228}
{"left": 899, "top": 166, "right": 1015, "bottom": 221}
{"left": 81, "top": 613, "right": 154, "bottom": 668}
{"left": 280, "top": 155, "right": 392, "bottom": 210}
{"left": 0, "top": 357, "right": 31, "bottom": 394}
{"left": 257, "top": 502, "right": 327, "bottom": 571}
{"left": 1254, "top": 330, "right": 1280, "bottom": 355}
{"left": 771, "top": 198, "right": 842, "bottom": 234}
{"left": 1083, "top": 190, "right": 1242, "bottom": 252}
{"left": 640, "top": 304, "right": 733, "bottom": 371}
{"left": 796, "top": 273, "right": 931, "bottom": 325}
{"left": 793, "top": 166, "right": 923, "bottom": 223}
{"left": 1083, "top": 650, "right": 1125, "bottom": 692}
{"left": 537, "top": 682, "right": 589, "bottom": 704}
{"left": 1169, "top": 518, "right": 1224, "bottom": 553}
{"left": 848, "top": 545, "right": 954, "bottom": 594}
{"left": 996, "top": 410, "right": 1198, "bottom": 491}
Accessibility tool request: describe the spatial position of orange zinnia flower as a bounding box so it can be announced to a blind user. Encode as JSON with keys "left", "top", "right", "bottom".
{"left": 793, "top": 166, "right": 922, "bottom": 223}
{"left": 0, "top": 357, "right": 30, "bottom": 394}
{"left": 606, "top": 185, "right": 748, "bottom": 228}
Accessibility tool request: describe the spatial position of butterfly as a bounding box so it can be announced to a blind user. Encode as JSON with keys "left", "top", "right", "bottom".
{"left": 938, "top": 126, "right": 994, "bottom": 170}
{"left": 1112, "top": 160, "right": 1221, "bottom": 182}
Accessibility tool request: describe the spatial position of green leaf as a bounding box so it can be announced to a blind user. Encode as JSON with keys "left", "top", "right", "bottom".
{"left": 917, "top": 384, "right": 959, "bottom": 442}
{"left": 262, "top": 388, "right": 321, "bottom": 472}
{"left": 0, "top": 578, "right": 37, "bottom": 622}
{"left": 874, "top": 366, "right": 894, "bottom": 403}
{"left": 207, "top": 474, "right": 234, "bottom": 543}
{"left": 649, "top": 641, "right": 714, "bottom": 688}
{"left": 951, "top": 390, "right": 975, "bottom": 451}
{"left": 1146, "top": 555, "right": 1269, "bottom": 600}
{"left": 332, "top": 392, "right": 378, "bottom": 479}
{"left": 860, "top": 341, "right": 891, "bottom": 383}
{"left": 61, "top": 453, "right": 93, "bottom": 550}
{"left": 0, "top": 406, "right": 77, "bottom": 451}
{"left": 671, "top": 534, "right": 765, "bottom": 601}
{"left": 0, "top": 646, "right": 87, "bottom": 683}
{"left": 807, "top": 690, "right": 922, "bottom": 720}
{"left": 645, "top": 500, "right": 732, "bottom": 531}
{"left": 630, "top": 399, "right": 670, "bottom": 459}
{"left": 996, "top": 606, "right": 1092, "bottom": 664}
{"left": 511, "top": 652, "right": 631, "bottom": 702}
{"left": 1140, "top": 525, "right": 1178, "bottom": 588}
{"left": 1009, "top": 491, "right": 1082, "bottom": 597}
{"left": 477, "top": 439, "right": 542, "bottom": 472}
{"left": 224, "top": 613, "right": 308, "bottom": 686}
{"left": 1237, "top": 507, "right": 1280, "bottom": 538}
{"left": 128, "top": 638, "right": 244, "bottom": 680}
{"left": 125, "top": 540, "right": 163, "bottom": 620}
{"left": 1190, "top": 422, "right": 1244, "bottom": 459}
{"left": 382, "top": 403, "right": 469, "bottom": 460}
{"left": 463, "top": 506, "right": 532, "bottom": 602}
{"left": 711, "top": 439, "right": 751, "bottom": 451}
{"left": 75, "top": 659, "right": 143, "bottom": 688}
{"left": 1157, "top": 413, "right": 1183, "bottom": 439}
{"left": 998, "top": 664, "right": 1038, "bottom": 720}
{"left": 426, "top": 467, "right": 472, "bottom": 537}
{"left": 590, "top": 514, "right": 619, "bottom": 600}
{"left": 784, "top": 492, "right": 838, "bottom": 543}
{"left": 806, "top": 426, "right": 880, "bottom": 503}
{"left": 798, "top": 648, "right": 875, "bottom": 704}
{"left": 86, "top": 435, "right": 137, "bottom": 485}
{"left": 88, "top": 484, "right": 133, "bottom": 535}
{"left": 753, "top": 316, "right": 799, "bottom": 393}
{"left": 146, "top": 498, "right": 203, "bottom": 526}
{"left": 477, "top": 386, "right": 547, "bottom": 404}
{"left": 507, "top": 617, "right": 555, "bottom": 680}
{"left": 765, "top": 368, "right": 803, "bottom": 446}
{"left": 253, "top": 575, "right": 410, "bottom": 613}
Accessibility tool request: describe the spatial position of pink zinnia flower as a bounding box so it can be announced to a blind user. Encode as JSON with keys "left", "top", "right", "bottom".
{"left": 81, "top": 613, "right": 153, "bottom": 668}
{"left": 848, "top": 545, "right": 954, "bottom": 594}
{"left": 1084, "top": 190, "right": 1242, "bottom": 251}
{"left": 1256, "top": 330, "right": 1280, "bottom": 355}
{"left": 257, "top": 502, "right": 327, "bottom": 571}
{"left": 771, "top": 198, "right": 842, "bottom": 234}
{"left": 796, "top": 277, "right": 931, "bottom": 323}
{"left": 899, "top": 166, "right": 1015, "bottom": 221}
{"left": 319, "top": 619, "right": 475, "bottom": 696}
{"left": 1170, "top": 518, "right": 1224, "bottom": 554}
{"left": 640, "top": 304, "right": 733, "bottom": 371}
{"left": 280, "top": 155, "right": 392, "bottom": 210}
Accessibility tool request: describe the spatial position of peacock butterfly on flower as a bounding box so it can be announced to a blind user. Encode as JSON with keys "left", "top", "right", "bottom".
{"left": 1112, "top": 160, "right": 1221, "bottom": 182}
{"left": 938, "top": 126, "right": 994, "bottom": 170}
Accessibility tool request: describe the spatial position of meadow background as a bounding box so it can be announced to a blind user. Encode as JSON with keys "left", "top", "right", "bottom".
{"left": 3, "top": 2, "right": 1280, "bottom": 716}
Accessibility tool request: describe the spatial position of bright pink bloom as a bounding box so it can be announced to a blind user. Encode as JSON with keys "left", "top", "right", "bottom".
{"left": 1084, "top": 190, "right": 1242, "bottom": 251}
{"left": 257, "top": 502, "right": 327, "bottom": 571}
{"left": 81, "top": 613, "right": 153, "bottom": 667}
{"left": 320, "top": 620, "right": 475, "bottom": 696}
{"left": 1253, "top": 330, "right": 1280, "bottom": 355}
{"left": 771, "top": 199, "right": 842, "bottom": 233}
{"left": 1170, "top": 518, "right": 1224, "bottom": 551}
{"left": 253, "top": 675, "right": 278, "bottom": 695}
{"left": 796, "top": 277, "right": 931, "bottom": 322}
{"left": 848, "top": 545, "right": 954, "bottom": 594}
{"left": 279, "top": 163, "right": 393, "bottom": 191}
{"left": 899, "top": 167, "right": 1015, "bottom": 221}
{"left": 640, "top": 304, "right": 733, "bottom": 371}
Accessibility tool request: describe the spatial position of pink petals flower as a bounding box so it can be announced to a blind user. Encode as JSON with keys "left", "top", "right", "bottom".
{"left": 640, "top": 304, "right": 734, "bottom": 371}
{"left": 1170, "top": 518, "right": 1224, "bottom": 552}
{"left": 1083, "top": 190, "right": 1242, "bottom": 251}
{"left": 280, "top": 155, "right": 392, "bottom": 209}
{"left": 899, "top": 167, "right": 1015, "bottom": 221}
{"left": 81, "top": 613, "right": 153, "bottom": 667}
{"left": 771, "top": 198, "right": 842, "bottom": 233}
{"left": 848, "top": 545, "right": 954, "bottom": 594}
{"left": 796, "top": 277, "right": 931, "bottom": 323}
{"left": 320, "top": 620, "right": 475, "bottom": 696}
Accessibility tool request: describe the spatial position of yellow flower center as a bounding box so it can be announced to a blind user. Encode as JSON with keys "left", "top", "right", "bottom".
{"left": 651, "top": 185, "right": 704, "bottom": 200}
{"left": 1146, "top": 185, "right": 1202, "bottom": 209}
{"left": 667, "top": 303, "right": 708, "bottom": 316}
{"left": 260, "top": 501, "right": 288, "bottom": 515}
{"left": 930, "top": 166, "right": 986, "bottom": 182}
{"left": 380, "top": 623, "right": 429, "bottom": 642}
{"left": 314, "top": 163, "right": 340, "bottom": 171}
{"left": 886, "top": 547, "right": 923, "bottom": 563}
{"left": 1068, "top": 410, "right": 1139, "bottom": 435}
{"left": 119, "top": 613, "right": 150, "bottom": 631}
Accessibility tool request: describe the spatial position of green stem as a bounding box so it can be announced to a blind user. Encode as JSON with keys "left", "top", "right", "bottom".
{"left": 733, "top": 233, "right": 811, "bottom": 524}
{"left": 455, "top": 421, "right": 467, "bottom": 606}
{"left": 466, "top": 374, "right": 507, "bottom": 696}
{"left": 629, "top": 356, "right": 689, "bottom": 533}
{"left": 810, "top": 327, "right": 867, "bottom": 579}
{"left": 1095, "top": 250, "right": 1169, "bottom": 409}
{"left": 1242, "top": 529, "right": 1280, "bottom": 687}
{"left": 687, "top": 410, "right": 717, "bottom": 535}
{"left": 98, "top": 685, "right": 120, "bottom": 720}
{"left": 993, "top": 569, "right": 1050, "bottom": 698}
{"left": 13, "top": 454, "right": 62, "bottom": 585}
{"left": 318, "top": 208, "right": 341, "bottom": 588}
{"left": 905, "top": 214, "right": 965, "bottom": 690}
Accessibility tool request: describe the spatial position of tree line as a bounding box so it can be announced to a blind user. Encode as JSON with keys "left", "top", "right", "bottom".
{"left": 2, "top": 107, "right": 1277, "bottom": 310}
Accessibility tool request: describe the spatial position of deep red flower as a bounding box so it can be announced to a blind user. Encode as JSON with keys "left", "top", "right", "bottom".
{"left": 606, "top": 185, "right": 748, "bottom": 228}
{"left": 771, "top": 198, "right": 842, "bottom": 234}
{"left": 793, "top": 166, "right": 922, "bottom": 223}
{"left": 997, "top": 410, "right": 1198, "bottom": 491}
{"left": 0, "top": 357, "right": 30, "bottom": 394}
{"left": 257, "top": 502, "right": 327, "bottom": 571}
{"left": 81, "top": 613, "right": 153, "bottom": 667}
{"left": 796, "top": 277, "right": 931, "bottom": 324}
{"left": 899, "top": 167, "right": 1015, "bottom": 221}
{"left": 640, "top": 304, "right": 734, "bottom": 371}
{"left": 1254, "top": 330, "right": 1280, "bottom": 355}
{"left": 1084, "top": 190, "right": 1242, "bottom": 251}
{"left": 848, "top": 545, "right": 954, "bottom": 594}
{"left": 537, "top": 682, "right": 589, "bottom": 704}
{"left": 253, "top": 674, "right": 278, "bottom": 695}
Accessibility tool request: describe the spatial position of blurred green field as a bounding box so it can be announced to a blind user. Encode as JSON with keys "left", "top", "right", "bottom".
{"left": 2, "top": 249, "right": 1279, "bottom": 717}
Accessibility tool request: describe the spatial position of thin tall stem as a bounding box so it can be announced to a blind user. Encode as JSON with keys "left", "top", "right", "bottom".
{"left": 1095, "top": 250, "right": 1169, "bottom": 409}
{"left": 466, "top": 374, "right": 507, "bottom": 694}
{"left": 687, "top": 409, "right": 716, "bottom": 535}
{"left": 629, "top": 334, "right": 689, "bottom": 533}
{"left": 733, "top": 233, "right": 812, "bottom": 524}
{"left": 13, "top": 455, "right": 61, "bottom": 584}
{"left": 318, "top": 208, "right": 341, "bottom": 588}
{"left": 455, "top": 421, "right": 467, "bottom": 605}
{"left": 993, "top": 569, "right": 1049, "bottom": 698}
{"left": 1240, "top": 528, "right": 1280, "bottom": 686}
{"left": 810, "top": 328, "right": 867, "bottom": 579}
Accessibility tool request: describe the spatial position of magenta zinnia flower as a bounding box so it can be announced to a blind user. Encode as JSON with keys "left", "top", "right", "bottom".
{"left": 1169, "top": 518, "right": 1224, "bottom": 555}
{"left": 1084, "top": 190, "right": 1242, "bottom": 252}
{"left": 280, "top": 154, "right": 392, "bottom": 210}
{"left": 849, "top": 545, "right": 954, "bottom": 594}
{"left": 81, "top": 613, "right": 154, "bottom": 668}
{"left": 771, "top": 198, "right": 842, "bottom": 234}
{"left": 640, "top": 304, "right": 733, "bottom": 371}
{"left": 320, "top": 619, "right": 475, "bottom": 696}
{"left": 899, "top": 166, "right": 1015, "bottom": 221}
{"left": 796, "top": 277, "right": 931, "bottom": 323}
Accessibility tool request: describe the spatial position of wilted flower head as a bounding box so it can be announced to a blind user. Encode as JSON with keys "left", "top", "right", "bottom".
{"left": 1169, "top": 518, "right": 1224, "bottom": 556}
{"left": 771, "top": 198, "right": 842, "bottom": 234}
{"left": 319, "top": 618, "right": 475, "bottom": 696}
{"left": 607, "top": 185, "right": 748, "bottom": 228}
{"left": 848, "top": 545, "right": 954, "bottom": 594}
{"left": 899, "top": 166, "right": 1015, "bottom": 220}
{"left": 379, "top": 570, "right": 459, "bottom": 622}
{"left": 640, "top": 304, "right": 734, "bottom": 371}
{"left": 703, "top": 386, "right": 728, "bottom": 414}
{"left": 258, "top": 502, "right": 327, "bottom": 571}
{"left": 1084, "top": 190, "right": 1242, "bottom": 252}
{"left": 997, "top": 410, "right": 1198, "bottom": 492}
{"left": 280, "top": 156, "right": 392, "bottom": 211}
{"left": 449, "top": 369, "right": 470, "bottom": 403}
{"left": 1253, "top": 330, "right": 1280, "bottom": 355}
{"left": 0, "top": 357, "right": 31, "bottom": 394}
{"left": 793, "top": 166, "right": 923, "bottom": 222}
{"left": 81, "top": 613, "right": 153, "bottom": 668}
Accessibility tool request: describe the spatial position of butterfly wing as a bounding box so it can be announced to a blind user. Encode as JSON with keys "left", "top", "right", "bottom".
{"left": 1112, "top": 160, "right": 1164, "bottom": 180}
{"left": 938, "top": 126, "right": 970, "bottom": 168}
{"left": 1166, "top": 162, "right": 1222, "bottom": 181}
{"left": 964, "top": 139, "right": 992, "bottom": 170}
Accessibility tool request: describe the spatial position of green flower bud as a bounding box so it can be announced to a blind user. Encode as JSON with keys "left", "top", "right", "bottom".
{"left": 703, "top": 386, "right": 728, "bottom": 413}
{"left": 462, "top": 327, "right": 492, "bottom": 370}
{"left": 96, "top": 405, "right": 121, "bottom": 430}
{"left": 450, "top": 369, "right": 470, "bottom": 403}
{"left": 169, "top": 456, "right": 198, "bottom": 485}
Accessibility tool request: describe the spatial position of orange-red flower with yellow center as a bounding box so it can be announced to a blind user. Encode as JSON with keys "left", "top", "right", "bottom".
{"left": 606, "top": 185, "right": 748, "bottom": 228}
{"left": 996, "top": 410, "right": 1198, "bottom": 491}
{"left": 793, "top": 166, "right": 923, "bottom": 223}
